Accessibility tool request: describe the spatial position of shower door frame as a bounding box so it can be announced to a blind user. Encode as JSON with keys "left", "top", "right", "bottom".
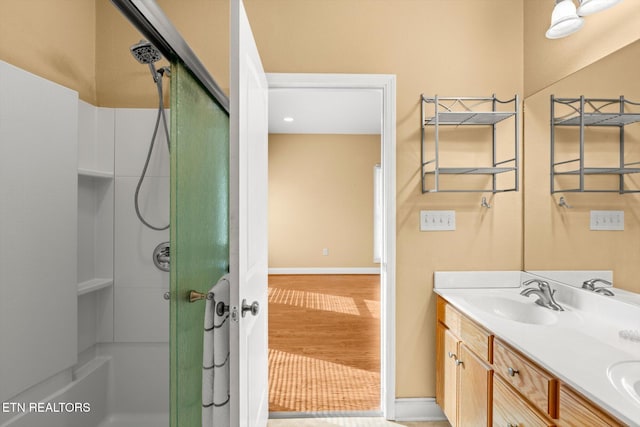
{"left": 111, "top": 0, "right": 230, "bottom": 113}
{"left": 266, "top": 73, "right": 397, "bottom": 420}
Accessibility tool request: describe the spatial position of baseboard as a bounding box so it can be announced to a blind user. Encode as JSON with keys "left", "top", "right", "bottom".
{"left": 393, "top": 398, "right": 446, "bottom": 422}
{"left": 269, "top": 410, "right": 382, "bottom": 419}
{"left": 268, "top": 267, "right": 380, "bottom": 275}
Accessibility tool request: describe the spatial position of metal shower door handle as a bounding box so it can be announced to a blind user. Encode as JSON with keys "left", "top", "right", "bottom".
{"left": 241, "top": 299, "right": 260, "bottom": 317}
{"left": 189, "top": 290, "right": 213, "bottom": 303}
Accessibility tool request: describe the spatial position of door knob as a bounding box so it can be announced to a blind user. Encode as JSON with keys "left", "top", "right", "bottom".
{"left": 241, "top": 299, "right": 260, "bottom": 317}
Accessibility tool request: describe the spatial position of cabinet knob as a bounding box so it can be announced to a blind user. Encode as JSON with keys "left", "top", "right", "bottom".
{"left": 455, "top": 359, "right": 464, "bottom": 367}
{"left": 507, "top": 424, "right": 519, "bottom": 427}
{"left": 508, "top": 367, "right": 520, "bottom": 377}
{"left": 448, "top": 352, "right": 457, "bottom": 359}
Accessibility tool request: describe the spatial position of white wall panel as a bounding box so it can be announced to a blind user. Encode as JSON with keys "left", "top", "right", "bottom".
{"left": 113, "top": 107, "right": 169, "bottom": 343}
{"left": 114, "top": 176, "right": 169, "bottom": 288}
{"left": 97, "top": 343, "right": 169, "bottom": 414}
{"left": 77, "top": 293, "right": 98, "bottom": 354}
{"left": 0, "top": 61, "right": 78, "bottom": 401}
{"left": 115, "top": 109, "right": 169, "bottom": 177}
{"left": 114, "top": 287, "right": 169, "bottom": 342}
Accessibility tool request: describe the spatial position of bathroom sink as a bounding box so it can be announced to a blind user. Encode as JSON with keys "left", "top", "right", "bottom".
{"left": 462, "top": 295, "right": 558, "bottom": 325}
{"left": 608, "top": 360, "right": 640, "bottom": 408}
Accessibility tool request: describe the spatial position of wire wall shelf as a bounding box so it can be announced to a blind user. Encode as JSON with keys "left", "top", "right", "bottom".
{"left": 420, "top": 94, "right": 520, "bottom": 193}
{"left": 551, "top": 95, "right": 640, "bottom": 194}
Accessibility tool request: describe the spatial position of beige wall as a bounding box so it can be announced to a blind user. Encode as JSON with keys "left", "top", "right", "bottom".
{"left": 268, "top": 133, "right": 380, "bottom": 269}
{"left": 0, "top": 0, "right": 96, "bottom": 104}
{"left": 523, "top": 0, "right": 640, "bottom": 97}
{"left": 524, "top": 41, "right": 640, "bottom": 294}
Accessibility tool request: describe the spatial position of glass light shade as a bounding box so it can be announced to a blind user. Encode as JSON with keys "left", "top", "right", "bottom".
{"left": 577, "top": 0, "right": 622, "bottom": 16}
{"left": 546, "top": 0, "right": 585, "bottom": 39}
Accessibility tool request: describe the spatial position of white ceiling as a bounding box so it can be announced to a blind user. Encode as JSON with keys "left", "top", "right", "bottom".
{"left": 268, "top": 88, "right": 382, "bottom": 134}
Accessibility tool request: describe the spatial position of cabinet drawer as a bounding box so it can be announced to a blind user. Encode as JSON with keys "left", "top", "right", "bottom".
{"left": 557, "top": 384, "right": 624, "bottom": 427}
{"left": 493, "top": 339, "right": 558, "bottom": 418}
{"left": 493, "top": 376, "right": 554, "bottom": 427}
{"left": 460, "top": 314, "right": 492, "bottom": 364}
{"left": 437, "top": 297, "right": 492, "bottom": 363}
{"left": 437, "top": 296, "right": 461, "bottom": 332}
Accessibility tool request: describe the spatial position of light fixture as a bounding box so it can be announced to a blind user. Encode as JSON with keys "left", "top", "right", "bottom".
{"left": 577, "top": 0, "right": 622, "bottom": 16}
{"left": 283, "top": 117, "right": 294, "bottom": 122}
{"left": 546, "top": 0, "right": 585, "bottom": 39}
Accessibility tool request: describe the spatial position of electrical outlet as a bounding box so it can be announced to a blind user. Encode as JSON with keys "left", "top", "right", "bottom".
{"left": 420, "top": 210, "right": 456, "bottom": 231}
{"left": 322, "top": 248, "right": 329, "bottom": 256}
{"left": 590, "top": 210, "right": 624, "bottom": 231}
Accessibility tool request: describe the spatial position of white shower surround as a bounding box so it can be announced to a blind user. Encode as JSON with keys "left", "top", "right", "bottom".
{"left": 0, "top": 72, "right": 171, "bottom": 427}
{"left": 1, "top": 345, "right": 168, "bottom": 427}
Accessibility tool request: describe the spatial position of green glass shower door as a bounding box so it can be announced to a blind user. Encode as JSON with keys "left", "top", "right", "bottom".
{"left": 169, "top": 61, "right": 229, "bottom": 427}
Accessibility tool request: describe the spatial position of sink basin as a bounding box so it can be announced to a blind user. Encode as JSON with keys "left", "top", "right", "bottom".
{"left": 608, "top": 360, "right": 640, "bottom": 407}
{"left": 463, "top": 295, "right": 558, "bottom": 325}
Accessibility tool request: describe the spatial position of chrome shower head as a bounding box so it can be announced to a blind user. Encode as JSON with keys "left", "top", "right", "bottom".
{"left": 130, "top": 40, "right": 165, "bottom": 83}
{"left": 130, "top": 40, "right": 162, "bottom": 64}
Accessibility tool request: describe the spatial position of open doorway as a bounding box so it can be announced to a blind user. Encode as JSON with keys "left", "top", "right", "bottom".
{"left": 265, "top": 74, "right": 396, "bottom": 418}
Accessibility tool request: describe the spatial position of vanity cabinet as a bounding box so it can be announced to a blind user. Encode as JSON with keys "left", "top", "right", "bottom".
{"left": 436, "top": 298, "right": 493, "bottom": 427}
{"left": 436, "top": 296, "right": 625, "bottom": 427}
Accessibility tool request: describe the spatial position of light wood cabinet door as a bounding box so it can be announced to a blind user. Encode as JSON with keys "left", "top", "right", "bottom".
{"left": 459, "top": 343, "right": 493, "bottom": 427}
{"left": 437, "top": 323, "right": 460, "bottom": 426}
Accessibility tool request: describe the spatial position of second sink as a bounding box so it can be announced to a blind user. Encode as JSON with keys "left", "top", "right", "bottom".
{"left": 608, "top": 360, "right": 640, "bottom": 409}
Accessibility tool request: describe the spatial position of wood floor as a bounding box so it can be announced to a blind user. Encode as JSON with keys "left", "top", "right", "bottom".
{"left": 268, "top": 274, "right": 381, "bottom": 413}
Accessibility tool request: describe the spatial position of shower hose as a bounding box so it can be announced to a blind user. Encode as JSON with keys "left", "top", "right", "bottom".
{"left": 134, "top": 72, "right": 170, "bottom": 231}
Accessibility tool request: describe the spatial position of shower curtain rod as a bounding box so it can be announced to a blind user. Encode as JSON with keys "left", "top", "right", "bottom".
{"left": 110, "top": 0, "right": 230, "bottom": 114}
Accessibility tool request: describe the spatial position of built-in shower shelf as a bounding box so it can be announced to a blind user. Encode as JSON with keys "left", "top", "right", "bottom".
{"left": 77, "top": 278, "right": 113, "bottom": 296}
{"left": 78, "top": 168, "right": 114, "bottom": 179}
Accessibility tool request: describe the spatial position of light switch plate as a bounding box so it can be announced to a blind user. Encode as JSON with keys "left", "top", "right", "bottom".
{"left": 420, "top": 210, "right": 456, "bottom": 231}
{"left": 590, "top": 210, "right": 624, "bottom": 231}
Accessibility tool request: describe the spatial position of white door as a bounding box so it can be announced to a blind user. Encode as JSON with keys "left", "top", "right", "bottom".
{"left": 230, "top": 0, "right": 269, "bottom": 426}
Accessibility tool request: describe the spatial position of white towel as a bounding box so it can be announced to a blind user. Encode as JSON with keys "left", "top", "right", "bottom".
{"left": 202, "top": 274, "right": 230, "bottom": 427}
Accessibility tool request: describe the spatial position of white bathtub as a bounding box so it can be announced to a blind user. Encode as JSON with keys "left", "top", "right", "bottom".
{"left": 1, "top": 343, "right": 169, "bottom": 427}
{"left": 97, "top": 413, "right": 168, "bottom": 427}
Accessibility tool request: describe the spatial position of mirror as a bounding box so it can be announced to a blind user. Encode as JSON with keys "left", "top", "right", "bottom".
{"left": 523, "top": 39, "right": 640, "bottom": 296}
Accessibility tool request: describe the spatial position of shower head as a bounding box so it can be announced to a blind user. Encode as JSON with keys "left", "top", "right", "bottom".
{"left": 130, "top": 40, "right": 165, "bottom": 83}
{"left": 130, "top": 40, "right": 162, "bottom": 64}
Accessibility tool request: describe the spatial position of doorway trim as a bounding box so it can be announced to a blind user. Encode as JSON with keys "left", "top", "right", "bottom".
{"left": 266, "top": 73, "right": 396, "bottom": 420}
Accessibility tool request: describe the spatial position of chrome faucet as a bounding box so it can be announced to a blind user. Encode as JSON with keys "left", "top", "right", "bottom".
{"left": 582, "top": 278, "right": 614, "bottom": 296}
{"left": 520, "top": 279, "right": 565, "bottom": 311}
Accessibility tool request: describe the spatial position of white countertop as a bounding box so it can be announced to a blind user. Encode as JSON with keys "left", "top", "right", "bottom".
{"left": 434, "top": 271, "right": 640, "bottom": 426}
